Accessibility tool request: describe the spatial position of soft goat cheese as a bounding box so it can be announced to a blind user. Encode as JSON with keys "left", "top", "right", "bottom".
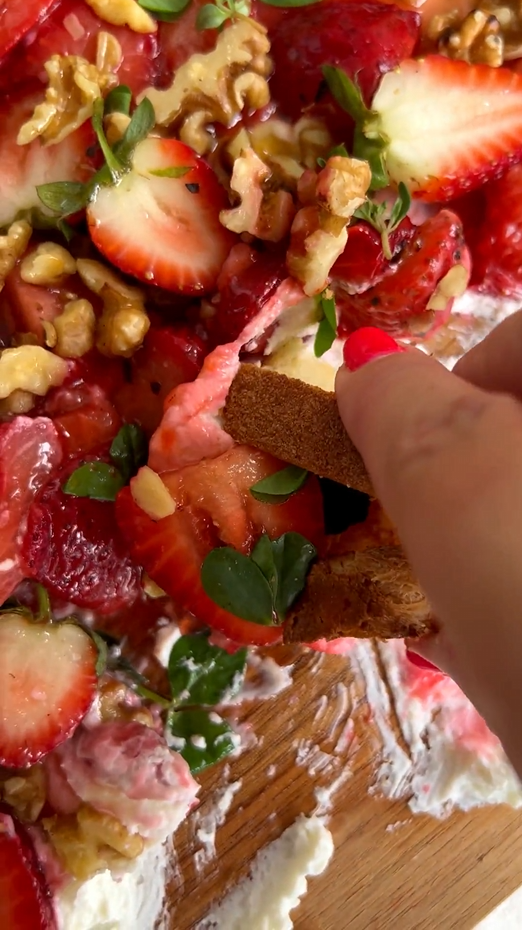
{"left": 56, "top": 842, "right": 169, "bottom": 930}
{"left": 199, "top": 815, "right": 334, "bottom": 930}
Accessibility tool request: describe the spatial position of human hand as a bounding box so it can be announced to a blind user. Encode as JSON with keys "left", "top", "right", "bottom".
{"left": 335, "top": 315, "right": 522, "bottom": 775}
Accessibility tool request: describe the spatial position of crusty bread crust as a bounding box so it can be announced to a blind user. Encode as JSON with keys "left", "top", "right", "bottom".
{"left": 284, "top": 546, "right": 436, "bottom": 643}
{"left": 223, "top": 364, "right": 373, "bottom": 496}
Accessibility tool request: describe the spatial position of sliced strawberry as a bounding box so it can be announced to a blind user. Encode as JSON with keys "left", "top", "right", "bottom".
{"left": 114, "top": 325, "right": 206, "bottom": 435}
{"left": 333, "top": 217, "right": 415, "bottom": 294}
{"left": 0, "top": 0, "right": 57, "bottom": 61}
{"left": 22, "top": 461, "right": 141, "bottom": 613}
{"left": 0, "top": 418, "right": 63, "bottom": 604}
{"left": 1, "top": 0, "right": 160, "bottom": 96}
{"left": 0, "top": 612, "right": 97, "bottom": 767}
{"left": 470, "top": 163, "right": 522, "bottom": 297}
{"left": 209, "top": 246, "right": 287, "bottom": 345}
{"left": 337, "top": 210, "right": 470, "bottom": 335}
{"left": 0, "top": 83, "right": 95, "bottom": 229}
{"left": 156, "top": 0, "right": 217, "bottom": 82}
{"left": 269, "top": 1, "right": 420, "bottom": 121}
{"left": 87, "top": 137, "right": 235, "bottom": 295}
{"left": 117, "top": 445, "right": 325, "bottom": 646}
{"left": 0, "top": 811, "right": 56, "bottom": 928}
{"left": 365, "top": 56, "right": 522, "bottom": 202}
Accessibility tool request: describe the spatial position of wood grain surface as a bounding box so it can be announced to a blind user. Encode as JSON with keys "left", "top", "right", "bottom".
{"left": 167, "top": 647, "right": 522, "bottom": 930}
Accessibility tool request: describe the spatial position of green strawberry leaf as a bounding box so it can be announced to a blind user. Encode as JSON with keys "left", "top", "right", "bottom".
{"left": 113, "top": 97, "right": 156, "bottom": 167}
{"left": 168, "top": 632, "right": 247, "bottom": 706}
{"left": 196, "top": 3, "right": 230, "bottom": 28}
{"left": 167, "top": 708, "right": 236, "bottom": 773}
{"left": 36, "top": 181, "right": 89, "bottom": 217}
{"left": 92, "top": 97, "right": 125, "bottom": 181}
{"left": 138, "top": 0, "right": 191, "bottom": 19}
{"left": 250, "top": 465, "right": 309, "bottom": 504}
{"left": 149, "top": 165, "right": 192, "bottom": 178}
{"left": 109, "top": 424, "right": 148, "bottom": 484}
{"left": 62, "top": 461, "right": 125, "bottom": 502}
{"left": 201, "top": 547, "right": 274, "bottom": 624}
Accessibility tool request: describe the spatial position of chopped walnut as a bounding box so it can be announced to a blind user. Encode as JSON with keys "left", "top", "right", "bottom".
{"left": 53, "top": 299, "right": 97, "bottom": 358}
{"left": 20, "top": 242, "right": 76, "bottom": 286}
{"left": 76, "top": 259, "right": 150, "bottom": 357}
{"left": 246, "top": 116, "right": 334, "bottom": 182}
{"left": 220, "top": 148, "right": 295, "bottom": 242}
{"left": 43, "top": 804, "right": 144, "bottom": 881}
{"left": 84, "top": 0, "right": 157, "bottom": 33}
{"left": 437, "top": 8, "right": 504, "bottom": 66}
{"left": 1, "top": 766, "right": 46, "bottom": 823}
{"left": 142, "top": 572, "right": 167, "bottom": 599}
{"left": 99, "top": 679, "right": 155, "bottom": 728}
{"left": 140, "top": 19, "right": 271, "bottom": 155}
{"left": 0, "top": 221, "right": 32, "bottom": 293}
{"left": 17, "top": 38, "right": 120, "bottom": 146}
{"left": 0, "top": 346, "right": 68, "bottom": 399}
{"left": 0, "top": 389, "right": 35, "bottom": 417}
{"left": 287, "top": 156, "right": 371, "bottom": 296}
{"left": 104, "top": 110, "right": 131, "bottom": 146}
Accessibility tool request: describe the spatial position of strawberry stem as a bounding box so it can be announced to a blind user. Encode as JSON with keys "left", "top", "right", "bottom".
{"left": 380, "top": 226, "right": 392, "bottom": 261}
{"left": 35, "top": 585, "right": 51, "bottom": 623}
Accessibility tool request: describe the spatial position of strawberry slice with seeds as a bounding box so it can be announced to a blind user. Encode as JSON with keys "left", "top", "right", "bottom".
{"left": 0, "top": 0, "right": 57, "bottom": 61}
{"left": 0, "top": 611, "right": 97, "bottom": 767}
{"left": 348, "top": 56, "right": 522, "bottom": 202}
{"left": 87, "top": 137, "right": 235, "bottom": 295}
{"left": 0, "top": 810, "right": 56, "bottom": 929}
{"left": 0, "top": 83, "right": 95, "bottom": 228}
{"left": 22, "top": 461, "right": 141, "bottom": 614}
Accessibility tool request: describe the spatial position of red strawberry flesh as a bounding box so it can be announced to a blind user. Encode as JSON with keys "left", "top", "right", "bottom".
{"left": 0, "top": 811, "right": 56, "bottom": 929}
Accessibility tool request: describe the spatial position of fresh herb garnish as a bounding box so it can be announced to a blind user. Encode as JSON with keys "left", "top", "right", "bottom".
{"left": 196, "top": 0, "right": 250, "bottom": 30}
{"left": 353, "top": 182, "right": 410, "bottom": 260}
{"left": 104, "top": 84, "right": 132, "bottom": 116}
{"left": 138, "top": 0, "right": 192, "bottom": 20}
{"left": 250, "top": 465, "right": 308, "bottom": 504}
{"left": 36, "top": 94, "right": 157, "bottom": 219}
{"left": 314, "top": 288, "right": 337, "bottom": 358}
{"left": 168, "top": 632, "right": 247, "bottom": 706}
{"left": 63, "top": 461, "right": 126, "bottom": 502}
{"left": 321, "top": 65, "right": 388, "bottom": 190}
{"left": 201, "top": 532, "right": 316, "bottom": 626}
{"left": 149, "top": 166, "right": 191, "bottom": 178}
{"left": 63, "top": 424, "right": 148, "bottom": 502}
{"left": 317, "top": 143, "right": 349, "bottom": 168}
{"left": 167, "top": 708, "right": 236, "bottom": 774}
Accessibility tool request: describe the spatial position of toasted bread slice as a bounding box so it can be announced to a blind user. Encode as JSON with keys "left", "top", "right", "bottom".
{"left": 284, "top": 546, "right": 435, "bottom": 643}
{"left": 223, "top": 364, "right": 373, "bottom": 496}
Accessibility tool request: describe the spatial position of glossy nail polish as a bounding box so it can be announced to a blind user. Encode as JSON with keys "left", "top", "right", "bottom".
{"left": 343, "top": 327, "right": 404, "bottom": 372}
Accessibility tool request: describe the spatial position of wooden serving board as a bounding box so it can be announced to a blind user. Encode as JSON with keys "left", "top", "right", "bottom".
{"left": 168, "top": 647, "right": 522, "bottom": 929}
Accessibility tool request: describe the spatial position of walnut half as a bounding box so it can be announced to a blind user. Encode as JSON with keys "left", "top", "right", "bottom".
{"left": 437, "top": 8, "right": 504, "bottom": 66}
{"left": 140, "top": 19, "right": 272, "bottom": 155}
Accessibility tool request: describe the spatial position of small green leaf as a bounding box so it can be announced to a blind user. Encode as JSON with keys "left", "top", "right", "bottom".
{"left": 260, "top": 0, "right": 322, "bottom": 6}
{"left": 314, "top": 290, "right": 337, "bottom": 358}
{"left": 138, "top": 0, "right": 191, "bottom": 19}
{"left": 388, "top": 181, "right": 411, "bottom": 231}
{"left": 168, "top": 632, "right": 247, "bottom": 706}
{"left": 114, "top": 97, "right": 156, "bottom": 166}
{"left": 251, "top": 533, "right": 278, "bottom": 598}
{"left": 149, "top": 165, "right": 191, "bottom": 178}
{"left": 104, "top": 85, "right": 132, "bottom": 116}
{"left": 36, "top": 181, "right": 89, "bottom": 217}
{"left": 250, "top": 465, "right": 308, "bottom": 504}
{"left": 270, "top": 532, "right": 316, "bottom": 621}
{"left": 201, "top": 547, "right": 274, "bottom": 625}
{"left": 167, "top": 709, "right": 236, "bottom": 774}
{"left": 322, "top": 65, "right": 370, "bottom": 125}
{"left": 109, "top": 424, "right": 148, "bottom": 484}
{"left": 196, "top": 3, "right": 229, "bottom": 28}
{"left": 63, "top": 462, "right": 125, "bottom": 502}
{"left": 90, "top": 629, "right": 109, "bottom": 677}
{"left": 353, "top": 129, "right": 388, "bottom": 191}
{"left": 328, "top": 143, "right": 349, "bottom": 159}
{"left": 92, "top": 97, "right": 124, "bottom": 181}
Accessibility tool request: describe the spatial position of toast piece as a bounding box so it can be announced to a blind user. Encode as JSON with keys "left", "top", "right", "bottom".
{"left": 284, "top": 546, "right": 435, "bottom": 643}
{"left": 223, "top": 364, "right": 373, "bottom": 496}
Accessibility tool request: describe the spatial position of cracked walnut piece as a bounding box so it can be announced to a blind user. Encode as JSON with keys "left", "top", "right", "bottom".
{"left": 0, "top": 220, "right": 32, "bottom": 293}
{"left": 220, "top": 148, "right": 295, "bottom": 242}
{"left": 17, "top": 35, "right": 121, "bottom": 146}
{"left": 139, "top": 19, "right": 271, "bottom": 155}
{"left": 287, "top": 156, "right": 371, "bottom": 296}
{"left": 437, "top": 8, "right": 504, "bottom": 66}
{"left": 76, "top": 258, "right": 151, "bottom": 357}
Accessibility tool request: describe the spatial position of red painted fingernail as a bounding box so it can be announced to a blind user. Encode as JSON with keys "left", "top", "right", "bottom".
{"left": 343, "top": 327, "right": 404, "bottom": 372}
{"left": 406, "top": 649, "right": 441, "bottom": 673}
